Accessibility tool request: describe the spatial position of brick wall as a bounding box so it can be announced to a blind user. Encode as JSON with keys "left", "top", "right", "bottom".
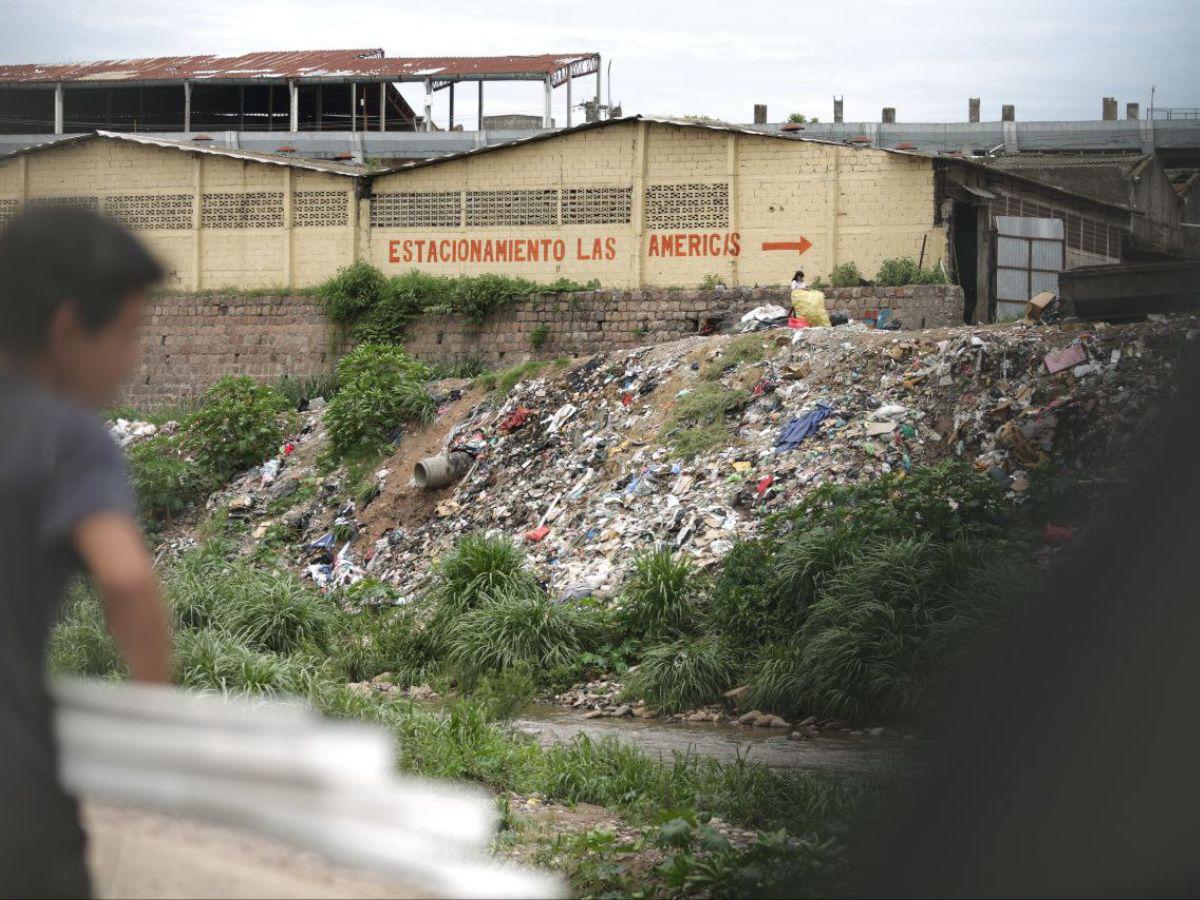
{"left": 123, "top": 294, "right": 343, "bottom": 408}
{"left": 125, "top": 285, "right": 963, "bottom": 406}
{"left": 401, "top": 284, "right": 965, "bottom": 368}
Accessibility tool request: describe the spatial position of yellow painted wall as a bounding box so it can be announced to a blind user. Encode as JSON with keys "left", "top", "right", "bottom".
{"left": 0, "top": 125, "right": 946, "bottom": 292}
{"left": 0, "top": 140, "right": 356, "bottom": 290}
{"left": 369, "top": 121, "right": 945, "bottom": 289}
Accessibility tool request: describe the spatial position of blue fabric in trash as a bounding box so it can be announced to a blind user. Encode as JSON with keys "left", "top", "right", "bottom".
{"left": 776, "top": 402, "right": 835, "bottom": 452}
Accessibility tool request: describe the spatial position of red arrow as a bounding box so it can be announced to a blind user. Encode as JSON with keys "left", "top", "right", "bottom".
{"left": 761, "top": 237, "right": 813, "bottom": 255}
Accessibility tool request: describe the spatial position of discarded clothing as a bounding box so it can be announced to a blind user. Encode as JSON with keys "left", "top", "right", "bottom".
{"left": 775, "top": 402, "right": 835, "bottom": 452}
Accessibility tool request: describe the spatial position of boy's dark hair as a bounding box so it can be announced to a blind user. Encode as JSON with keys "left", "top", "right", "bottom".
{"left": 0, "top": 206, "right": 163, "bottom": 350}
{"left": 793, "top": 270, "right": 805, "bottom": 281}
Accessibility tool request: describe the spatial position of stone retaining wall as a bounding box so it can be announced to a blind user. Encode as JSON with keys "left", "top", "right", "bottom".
{"left": 123, "top": 285, "right": 964, "bottom": 406}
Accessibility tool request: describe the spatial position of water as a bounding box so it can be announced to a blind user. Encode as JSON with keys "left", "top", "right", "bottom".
{"left": 513, "top": 703, "right": 914, "bottom": 775}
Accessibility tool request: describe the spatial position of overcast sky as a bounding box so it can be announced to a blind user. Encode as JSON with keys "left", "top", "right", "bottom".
{"left": 1, "top": 0, "right": 1196, "bottom": 126}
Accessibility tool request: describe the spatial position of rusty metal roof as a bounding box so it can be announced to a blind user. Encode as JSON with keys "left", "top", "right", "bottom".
{"left": 0, "top": 50, "right": 599, "bottom": 86}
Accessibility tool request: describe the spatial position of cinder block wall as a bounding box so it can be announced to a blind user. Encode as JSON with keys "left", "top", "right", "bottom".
{"left": 123, "top": 294, "right": 343, "bottom": 408}
{"left": 124, "top": 285, "right": 963, "bottom": 407}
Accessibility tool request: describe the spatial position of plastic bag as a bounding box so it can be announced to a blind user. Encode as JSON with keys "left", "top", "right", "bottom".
{"left": 789, "top": 289, "right": 831, "bottom": 327}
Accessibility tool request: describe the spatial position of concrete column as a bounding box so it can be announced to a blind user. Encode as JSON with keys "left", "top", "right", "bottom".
{"left": 423, "top": 77, "right": 432, "bottom": 132}
{"left": 543, "top": 75, "right": 552, "bottom": 128}
{"left": 288, "top": 80, "right": 298, "bottom": 132}
{"left": 753, "top": 104, "right": 767, "bottom": 125}
{"left": 1102, "top": 97, "right": 1118, "bottom": 121}
{"left": 833, "top": 96, "right": 843, "bottom": 124}
{"left": 380, "top": 82, "right": 387, "bottom": 132}
{"left": 191, "top": 157, "right": 203, "bottom": 291}
{"left": 1126, "top": 102, "right": 1140, "bottom": 120}
{"left": 183, "top": 81, "right": 192, "bottom": 132}
{"left": 53, "top": 83, "right": 64, "bottom": 134}
{"left": 882, "top": 107, "right": 896, "bottom": 123}
{"left": 566, "top": 75, "right": 572, "bottom": 127}
{"left": 632, "top": 121, "right": 648, "bottom": 286}
{"left": 1002, "top": 104, "right": 1015, "bottom": 122}
{"left": 826, "top": 146, "right": 841, "bottom": 273}
{"left": 283, "top": 167, "right": 294, "bottom": 289}
{"left": 595, "top": 64, "right": 602, "bottom": 119}
{"left": 477, "top": 80, "right": 484, "bottom": 130}
{"left": 449, "top": 82, "right": 455, "bottom": 130}
{"left": 969, "top": 97, "right": 980, "bottom": 123}
{"left": 351, "top": 83, "right": 357, "bottom": 132}
{"left": 726, "top": 133, "right": 740, "bottom": 287}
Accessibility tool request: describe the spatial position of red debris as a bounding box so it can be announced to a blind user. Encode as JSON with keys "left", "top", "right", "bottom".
{"left": 756, "top": 475, "right": 775, "bottom": 497}
{"left": 621, "top": 392, "right": 634, "bottom": 407}
{"left": 498, "top": 406, "right": 532, "bottom": 433}
{"left": 1042, "top": 523, "right": 1076, "bottom": 546}
{"left": 283, "top": 443, "right": 296, "bottom": 455}
{"left": 524, "top": 525, "right": 550, "bottom": 543}
{"left": 788, "top": 317, "right": 810, "bottom": 329}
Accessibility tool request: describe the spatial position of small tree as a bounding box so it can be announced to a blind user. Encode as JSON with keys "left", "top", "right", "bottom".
{"left": 787, "top": 113, "right": 819, "bottom": 124}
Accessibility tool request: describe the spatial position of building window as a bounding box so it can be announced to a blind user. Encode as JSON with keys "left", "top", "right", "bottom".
{"left": 371, "top": 191, "right": 461, "bottom": 228}
{"left": 293, "top": 191, "right": 348, "bottom": 228}
{"left": 28, "top": 195, "right": 99, "bottom": 211}
{"left": 0, "top": 198, "right": 18, "bottom": 226}
{"left": 465, "top": 189, "right": 558, "bottom": 227}
{"left": 645, "top": 183, "right": 729, "bottom": 230}
{"left": 104, "top": 194, "right": 194, "bottom": 230}
{"left": 201, "top": 192, "right": 285, "bottom": 229}
{"left": 562, "top": 187, "right": 632, "bottom": 225}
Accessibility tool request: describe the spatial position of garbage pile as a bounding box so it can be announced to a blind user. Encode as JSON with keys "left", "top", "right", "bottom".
{"left": 343, "top": 316, "right": 1196, "bottom": 602}
{"left": 146, "top": 316, "right": 1197, "bottom": 604}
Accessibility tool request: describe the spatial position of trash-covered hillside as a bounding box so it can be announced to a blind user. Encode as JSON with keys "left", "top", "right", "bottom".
{"left": 156, "top": 315, "right": 1196, "bottom": 603}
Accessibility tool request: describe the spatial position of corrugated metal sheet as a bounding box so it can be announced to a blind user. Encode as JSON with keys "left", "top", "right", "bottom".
{"left": 0, "top": 50, "right": 599, "bottom": 86}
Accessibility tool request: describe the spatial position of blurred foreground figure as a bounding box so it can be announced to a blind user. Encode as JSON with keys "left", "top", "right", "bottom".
{"left": 854, "top": 343, "right": 1200, "bottom": 896}
{"left": 0, "top": 209, "right": 170, "bottom": 898}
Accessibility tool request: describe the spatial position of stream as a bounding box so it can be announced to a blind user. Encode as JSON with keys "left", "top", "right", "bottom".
{"left": 513, "top": 704, "right": 916, "bottom": 775}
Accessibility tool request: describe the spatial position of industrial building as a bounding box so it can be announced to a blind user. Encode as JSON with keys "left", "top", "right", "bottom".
{"left": 0, "top": 48, "right": 602, "bottom": 140}
{"left": 0, "top": 115, "right": 1184, "bottom": 321}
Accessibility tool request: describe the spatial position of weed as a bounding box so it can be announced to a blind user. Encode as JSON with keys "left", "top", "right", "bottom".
{"left": 127, "top": 435, "right": 211, "bottom": 524}
{"left": 624, "top": 637, "right": 737, "bottom": 714}
{"left": 325, "top": 345, "right": 435, "bottom": 458}
{"left": 702, "top": 333, "right": 766, "bottom": 380}
{"left": 700, "top": 273, "right": 725, "bottom": 290}
{"left": 273, "top": 372, "right": 339, "bottom": 408}
{"left": 660, "top": 382, "right": 748, "bottom": 456}
{"left": 48, "top": 581, "right": 123, "bottom": 679}
{"left": 529, "top": 322, "right": 550, "bottom": 350}
{"left": 318, "top": 260, "right": 389, "bottom": 324}
{"left": 620, "top": 547, "right": 702, "bottom": 641}
{"left": 486, "top": 359, "right": 552, "bottom": 394}
{"left": 874, "top": 256, "right": 949, "bottom": 287}
{"left": 182, "top": 377, "right": 294, "bottom": 482}
{"left": 829, "top": 262, "right": 863, "bottom": 288}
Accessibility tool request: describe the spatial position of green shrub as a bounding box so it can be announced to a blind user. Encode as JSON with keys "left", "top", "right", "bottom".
{"left": 660, "top": 382, "right": 748, "bottom": 456}
{"left": 48, "top": 582, "right": 123, "bottom": 679}
{"left": 446, "top": 589, "right": 598, "bottom": 688}
{"left": 529, "top": 322, "right": 550, "bottom": 349}
{"left": 318, "top": 260, "right": 389, "bottom": 324}
{"left": 620, "top": 547, "right": 702, "bottom": 641}
{"left": 220, "top": 568, "right": 336, "bottom": 655}
{"left": 829, "top": 262, "right": 863, "bottom": 288}
{"left": 128, "top": 435, "right": 211, "bottom": 523}
{"left": 273, "top": 372, "right": 339, "bottom": 408}
{"left": 182, "top": 376, "right": 292, "bottom": 481}
{"left": 173, "top": 629, "right": 321, "bottom": 696}
{"left": 426, "top": 534, "right": 541, "bottom": 636}
{"left": 624, "top": 637, "right": 737, "bottom": 714}
{"left": 325, "top": 344, "right": 435, "bottom": 457}
{"left": 873, "top": 256, "right": 949, "bottom": 287}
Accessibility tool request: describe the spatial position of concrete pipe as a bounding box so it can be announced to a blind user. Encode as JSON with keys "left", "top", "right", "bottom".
{"left": 414, "top": 451, "right": 472, "bottom": 490}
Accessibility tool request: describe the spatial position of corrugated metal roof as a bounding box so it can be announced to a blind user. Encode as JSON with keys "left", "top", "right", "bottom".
{"left": 0, "top": 49, "right": 384, "bottom": 84}
{"left": 0, "top": 130, "right": 371, "bottom": 176}
{"left": 376, "top": 115, "right": 894, "bottom": 176}
{"left": 0, "top": 50, "right": 599, "bottom": 86}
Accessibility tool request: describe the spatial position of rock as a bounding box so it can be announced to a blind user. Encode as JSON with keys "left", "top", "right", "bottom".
{"left": 754, "top": 714, "right": 791, "bottom": 729}
{"left": 737, "top": 710, "right": 763, "bottom": 726}
{"left": 850, "top": 730, "right": 865, "bottom": 737}
{"left": 724, "top": 685, "right": 749, "bottom": 701}
{"left": 803, "top": 725, "right": 820, "bottom": 738}
{"left": 687, "top": 712, "right": 710, "bottom": 723}
{"left": 583, "top": 710, "right": 606, "bottom": 719}
{"left": 609, "top": 705, "right": 634, "bottom": 718}
{"left": 799, "top": 716, "right": 818, "bottom": 727}
{"left": 787, "top": 730, "right": 808, "bottom": 742}
{"left": 868, "top": 726, "right": 887, "bottom": 738}
{"left": 228, "top": 493, "right": 254, "bottom": 512}
{"left": 346, "top": 682, "right": 372, "bottom": 697}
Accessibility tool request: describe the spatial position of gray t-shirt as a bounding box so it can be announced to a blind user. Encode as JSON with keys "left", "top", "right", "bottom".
{"left": 0, "top": 371, "right": 135, "bottom": 837}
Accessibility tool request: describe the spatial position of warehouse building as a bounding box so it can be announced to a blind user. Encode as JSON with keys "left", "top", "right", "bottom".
{"left": 0, "top": 117, "right": 1139, "bottom": 320}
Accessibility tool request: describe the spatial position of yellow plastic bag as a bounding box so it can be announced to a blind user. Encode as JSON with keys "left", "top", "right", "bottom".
{"left": 790, "top": 289, "right": 831, "bottom": 327}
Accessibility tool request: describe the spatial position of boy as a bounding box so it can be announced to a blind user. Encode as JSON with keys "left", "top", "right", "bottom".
{"left": 0, "top": 208, "right": 171, "bottom": 898}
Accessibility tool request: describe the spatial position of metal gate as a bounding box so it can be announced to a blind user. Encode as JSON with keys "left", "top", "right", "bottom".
{"left": 994, "top": 215, "right": 1065, "bottom": 321}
